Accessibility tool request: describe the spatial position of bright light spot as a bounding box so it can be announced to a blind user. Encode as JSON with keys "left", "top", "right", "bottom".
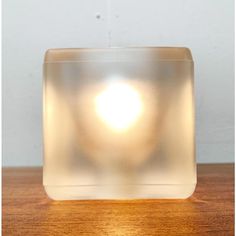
{"left": 95, "top": 82, "right": 143, "bottom": 132}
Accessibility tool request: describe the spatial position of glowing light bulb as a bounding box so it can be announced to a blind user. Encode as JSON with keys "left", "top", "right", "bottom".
{"left": 95, "top": 82, "right": 143, "bottom": 132}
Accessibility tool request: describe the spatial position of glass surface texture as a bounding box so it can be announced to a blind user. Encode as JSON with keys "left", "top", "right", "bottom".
{"left": 43, "top": 48, "right": 196, "bottom": 199}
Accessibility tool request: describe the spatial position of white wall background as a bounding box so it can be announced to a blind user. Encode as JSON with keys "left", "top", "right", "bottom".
{"left": 3, "top": 0, "right": 234, "bottom": 166}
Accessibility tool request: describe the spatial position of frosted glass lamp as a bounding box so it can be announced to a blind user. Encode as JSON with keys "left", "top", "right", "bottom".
{"left": 43, "top": 47, "right": 196, "bottom": 200}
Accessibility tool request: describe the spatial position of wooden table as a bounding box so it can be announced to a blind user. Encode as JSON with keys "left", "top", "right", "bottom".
{"left": 2, "top": 164, "right": 234, "bottom": 235}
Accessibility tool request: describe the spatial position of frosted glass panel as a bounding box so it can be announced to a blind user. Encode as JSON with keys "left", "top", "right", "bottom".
{"left": 43, "top": 48, "right": 196, "bottom": 200}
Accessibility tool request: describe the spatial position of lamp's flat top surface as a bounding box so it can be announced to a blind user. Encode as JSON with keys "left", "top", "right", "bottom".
{"left": 2, "top": 164, "right": 234, "bottom": 236}
{"left": 44, "top": 47, "right": 193, "bottom": 63}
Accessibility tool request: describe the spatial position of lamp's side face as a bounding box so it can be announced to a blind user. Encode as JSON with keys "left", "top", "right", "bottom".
{"left": 43, "top": 48, "right": 196, "bottom": 200}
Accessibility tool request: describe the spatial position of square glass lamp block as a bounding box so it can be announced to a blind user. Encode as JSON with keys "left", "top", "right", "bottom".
{"left": 43, "top": 47, "right": 196, "bottom": 200}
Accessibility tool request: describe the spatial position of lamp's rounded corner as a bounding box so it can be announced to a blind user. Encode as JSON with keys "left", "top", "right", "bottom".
{"left": 43, "top": 186, "right": 58, "bottom": 201}
{"left": 183, "top": 183, "right": 197, "bottom": 199}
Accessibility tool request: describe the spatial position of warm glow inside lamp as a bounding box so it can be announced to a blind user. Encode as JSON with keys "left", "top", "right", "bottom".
{"left": 95, "top": 81, "right": 143, "bottom": 132}
{"left": 43, "top": 47, "right": 196, "bottom": 200}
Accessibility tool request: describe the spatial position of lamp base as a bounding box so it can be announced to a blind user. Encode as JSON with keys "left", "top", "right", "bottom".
{"left": 44, "top": 184, "right": 196, "bottom": 200}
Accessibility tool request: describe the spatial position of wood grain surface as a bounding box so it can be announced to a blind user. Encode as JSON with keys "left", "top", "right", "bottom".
{"left": 2, "top": 164, "right": 234, "bottom": 236}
